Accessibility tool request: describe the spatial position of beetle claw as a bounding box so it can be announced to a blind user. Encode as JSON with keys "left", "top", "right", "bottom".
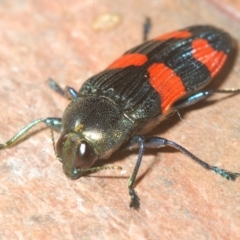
{"left": 129, "top": 188, "right": 140, "bottom": 209}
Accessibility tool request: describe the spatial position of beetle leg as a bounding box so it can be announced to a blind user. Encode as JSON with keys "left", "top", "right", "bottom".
{"left": 126, "top": 135, "right": 145, "bottom": 209}
{"left": 142, "top": 136, "right": 240, "bottom": 180}
{"left": 173, "top": 89, "right": 240, "bottom": 110}
{"left": 0, "top": 117, "right": 62, "bottom": 149}
{"left": 126, "top": 135, "right": 240, "bottom": 208}
{"left": 143, "top": 17, "right": 151, "bottom": 42}
{"left": 48, "top": 78, "right": 78, "bottom": 100}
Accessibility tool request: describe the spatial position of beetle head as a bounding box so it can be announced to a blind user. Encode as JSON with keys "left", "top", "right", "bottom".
{"left": 56, "top": 132, "right": 98, "bottom": 179}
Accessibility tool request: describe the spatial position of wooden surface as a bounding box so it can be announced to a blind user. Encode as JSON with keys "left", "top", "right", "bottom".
{"left": 0, "top": 0, "right": 240, "bottom": 239}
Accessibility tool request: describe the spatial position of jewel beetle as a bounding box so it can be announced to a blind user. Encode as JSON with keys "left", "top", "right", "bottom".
{"left": 1, "top": 24, "right": 240, "bottom": 209}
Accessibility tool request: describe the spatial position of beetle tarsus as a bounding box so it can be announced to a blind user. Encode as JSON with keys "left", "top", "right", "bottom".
{"left": 143, "top": 17, "right": 151, "bottom": 42}
{"left": 210, "top": 166, "right": 240, "bottom": 180}
{"left": 48, "top": 78, "right": 78, "bottom": 100}
{"left": 48, "top": 78, "right": 65, "bottom": 96}
{"left": 0, "top": 143, "right": 7, "bottom": 149}
{"left": 129, "top": 188, "right": 140, "bottom": 209}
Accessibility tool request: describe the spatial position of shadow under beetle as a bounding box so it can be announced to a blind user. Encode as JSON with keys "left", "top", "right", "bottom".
{"left": 1, "top": 23, "right": 240, "bottom": 209}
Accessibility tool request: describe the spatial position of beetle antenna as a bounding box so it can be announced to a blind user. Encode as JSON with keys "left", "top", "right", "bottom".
{"left": 78, "top": 165, "right": 122, "bottom": 173}
{"left": 50, "top": 128, "right": 121, "bottom": 172}
{"left": 50, "top": 127, "right": 63, "bottom": 163}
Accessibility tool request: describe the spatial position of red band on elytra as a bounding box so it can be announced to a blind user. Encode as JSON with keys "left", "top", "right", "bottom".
{"left": 155, "top": 30, "right": 192, "bottom": 41}
{"left": 148, "top": 63, "right": 186, "bottom": 113}
{"left": 192, "top": 39, "right": 227, "bottom": 78}
{"left": 107, "top": 53, "right": 148, "bottom": 69}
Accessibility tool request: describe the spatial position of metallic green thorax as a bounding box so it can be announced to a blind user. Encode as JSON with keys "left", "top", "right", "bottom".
{"left": 58, "top": 96, "right": 134, "bottom": 175}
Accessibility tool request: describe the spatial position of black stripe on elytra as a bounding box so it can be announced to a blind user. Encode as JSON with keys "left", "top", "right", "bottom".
{"left": 186, "top": 25, "right": 232, "bottom": 54}
{"left": 79, "top": 66, "right": 162, "bottom": 119}
{"left": 79, "top": 26, "right": 231, "bottom": 120}
{"left": 123, "top": 25, "right": 231, "bottom": 92}
{"left": 125, "top": 37, "right": 210, "bottom": 92}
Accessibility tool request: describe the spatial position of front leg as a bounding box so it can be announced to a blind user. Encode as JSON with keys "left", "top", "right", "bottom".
{"left": 144, "top": 136, "right": 240, "bottom": 180}
{"left": 125, "top": 135, "right": 240, "bottom": 209}
{"left": 48, "top": 78, "right": 78, "bottom": 100}
{"left": 0, "top": 117, "right": 62, "bottom": 149}
{"left": 126, "top": 135, "right": 145, "bottom": 209}
{"left": 173, "top": 89, "right": 240, "bottom": 110}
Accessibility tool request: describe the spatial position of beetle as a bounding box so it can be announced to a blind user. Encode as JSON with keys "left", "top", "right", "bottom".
{"left": 1, "top": 24, "right": 240, "bottom": 209}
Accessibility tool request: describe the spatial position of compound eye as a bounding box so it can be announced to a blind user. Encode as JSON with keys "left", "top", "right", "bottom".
{"left": 76, "top": 140, "right": 98, "bottom": 168}
{"left": 56, "top": 134, "right": 68, "bottom": 159}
